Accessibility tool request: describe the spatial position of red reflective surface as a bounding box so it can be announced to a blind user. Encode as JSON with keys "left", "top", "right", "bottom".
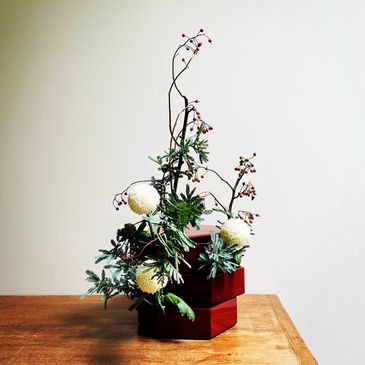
{"left": 138, "top": 297, "right": 237, "bottom": 339}
{"left": 168, "top": 267, "right": 245, "bottom": 307}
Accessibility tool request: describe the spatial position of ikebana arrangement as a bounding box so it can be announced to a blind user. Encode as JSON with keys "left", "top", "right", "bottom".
{"left": 84, "top": 29, "right": 258, "bottom": 339}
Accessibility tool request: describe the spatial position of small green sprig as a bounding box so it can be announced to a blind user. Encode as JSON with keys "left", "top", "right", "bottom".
{"left": 165, "top": 184, "right": 205, "bottom": 229}
{"left": 198, "top": 232, "right": 249, "bottom": 279}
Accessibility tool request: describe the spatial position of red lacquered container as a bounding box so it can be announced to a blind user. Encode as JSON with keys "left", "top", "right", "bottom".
{"left": 168, "top": 267, "right": 245, "bottom": 307}
{"left": 138, "top": 297, "right": 237, "bottom": 339}
{"left": 137, "top": 225, "right": 245, "bottom": 339}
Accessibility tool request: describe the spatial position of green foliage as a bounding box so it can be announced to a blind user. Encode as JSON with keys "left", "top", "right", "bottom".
{"left": 148, "top": 124, "right": 210, "bottom": 192}
{"left": 166, "top": 185, "right": 204, "bottom": 229}
{"left": 198, "top": 232, "right": 249, "bottom": 279}
{"left": 142, "top": 224, "right": 195, "bottom": 284}
{"left": 117, "top": 222, "right": 151, "bottom": 246}
{"left": 84, "top": 33, "right": 256, "bottom": 321}
{"left": 148, "top": 148, "right": 180, "bottom": 190}
{"left": 82, "top": 263, "right": 139, "bottom": 309}
{"left": 141, "top": 184, "right": 206, "bottom": 286}
{"left": 188, "top": 129, "right": 209, "bottom": 164}
{"left": 82, "top": 224, "right": 145, "bottom": 307}
{"left": 155, "top": 292, "right": 195, "bottom": 321}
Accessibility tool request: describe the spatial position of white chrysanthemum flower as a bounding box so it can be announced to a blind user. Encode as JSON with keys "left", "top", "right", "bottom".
{"left": 127, "top": 184, "right": 160, "bottom": 215}
{"left": 220, "top": 218, "right": 251, "bottom": 248}
{"left": 135, "top": 260, "right": 167, "bottom": 294}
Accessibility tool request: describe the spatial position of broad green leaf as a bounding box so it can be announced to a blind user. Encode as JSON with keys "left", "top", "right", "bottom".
{"left": 164, "top": 293, "right": 195, "bottom": 321}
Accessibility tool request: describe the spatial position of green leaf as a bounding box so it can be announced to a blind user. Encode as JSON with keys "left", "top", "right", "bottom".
{"left": 117, "top": 223, "right": 137, "bottom": 241}
{"left": 85, "top": 270, "right": 100, "bottom": 283}
{"left": 163, "top": 293, "right": 195, "bottom": 321}
{"left": 128, "top": 296, "right": 145, "bottom": 311}
{"left": 148, "top": 156, "right": 162, "bottom": 165}
{"left": 155, "top": 291, "right": 166, "bottom": 314}
{"left": 136, "top": 221, "right": 147, "bottom": 234}
{"left": 144, "top": 214, "right": 162, "bottom": 225}
{"left": 95, "top": 254, "right": 110, "bottom": 264}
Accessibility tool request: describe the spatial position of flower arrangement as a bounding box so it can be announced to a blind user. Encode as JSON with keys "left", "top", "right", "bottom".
{"left": 84, "top": 29, "right": 258, "bottom": 322}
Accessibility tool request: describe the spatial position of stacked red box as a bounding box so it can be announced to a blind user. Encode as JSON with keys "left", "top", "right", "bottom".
{"left": 138, "top": 225, "right": 245, "bottom": 339}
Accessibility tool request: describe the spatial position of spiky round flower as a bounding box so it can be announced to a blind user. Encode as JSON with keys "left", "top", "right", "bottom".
{"left": 220, "top": 218, "right": 251, "bottom": 248}
{"left": 135, "top": 260, "right": 167, "bottom": 294}
{"left": 127, "top": 184, "right": 160, "bottom": 215}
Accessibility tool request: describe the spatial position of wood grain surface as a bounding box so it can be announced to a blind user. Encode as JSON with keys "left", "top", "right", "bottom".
{"left": 0, "top": 295, "right": 318, "bottom": 365}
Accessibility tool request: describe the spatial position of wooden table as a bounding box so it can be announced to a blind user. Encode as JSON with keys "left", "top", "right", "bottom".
{"left": 0, "top": 295, "right": 317, "bottom": 364}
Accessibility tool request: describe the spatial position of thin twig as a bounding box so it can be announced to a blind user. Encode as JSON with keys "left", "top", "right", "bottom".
{"left": 112, "top": 179, "right": 152, "bottom": 209}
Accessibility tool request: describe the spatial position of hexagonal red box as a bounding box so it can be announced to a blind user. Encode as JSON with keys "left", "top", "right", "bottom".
{"left": 168, "top": 267, "right": 244, "bottom": 307}
{"left": 138, "top": 297, "right": 237, "bottom": 339}
{"left": 137, "top": 225, "right": 245, "bottom": 339}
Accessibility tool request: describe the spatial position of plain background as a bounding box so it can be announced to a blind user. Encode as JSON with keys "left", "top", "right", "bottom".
{"left": 1, "top": 1, "right": 365, "bottom": 364}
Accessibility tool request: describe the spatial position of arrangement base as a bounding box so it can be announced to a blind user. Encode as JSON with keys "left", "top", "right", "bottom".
{"left": 138, "top": 297, "right": 237, "bottom": 339}
{"left": 137, "top": 225, "right": 245, "bottom": 340}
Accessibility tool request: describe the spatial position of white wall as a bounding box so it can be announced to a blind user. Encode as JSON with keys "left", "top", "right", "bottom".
{"left": 1, "top": 1, "right": 365, "bottom": 364}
